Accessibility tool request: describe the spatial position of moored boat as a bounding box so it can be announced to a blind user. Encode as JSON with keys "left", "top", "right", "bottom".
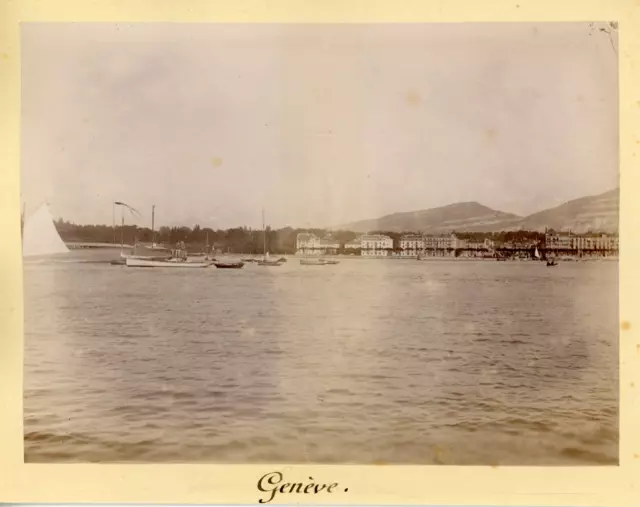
{"left": 114, "top": 204, "right": 174, "bottom": 263}
{"left": 213, "top": 261, "right": 244, "bottom": 269}
{"left": 258, "top": 259, "right": 282, "bottom": 266}
{"left": 534, "top": 246, "right": 542, "bottom": 261}
{"left": 121, "top": 242, "right": 172, "bottom": 261}
{"left": 126, "top": 257, "right": 213, "bottom": 268}
{"left": 257, "top": 209, "right": 283, "bottom": 267}
{"left": 300, "top": 258, "right": 327, "bottom": 265}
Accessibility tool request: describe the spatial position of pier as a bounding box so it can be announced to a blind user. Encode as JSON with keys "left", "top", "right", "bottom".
{"left": 66, "top": 242, "right": 133, "bottom": 250}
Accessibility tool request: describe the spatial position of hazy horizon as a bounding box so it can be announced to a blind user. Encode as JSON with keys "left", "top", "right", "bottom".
{"left": 21, "top": 23, "right": 619, "bottom": 229}
{"left": 40, "top": 185, "right": 619, "bottom": 231}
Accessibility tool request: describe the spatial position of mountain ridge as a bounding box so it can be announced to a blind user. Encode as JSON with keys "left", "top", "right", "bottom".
{"left": 339, "top": 188, "right": 619, "bottom": 234}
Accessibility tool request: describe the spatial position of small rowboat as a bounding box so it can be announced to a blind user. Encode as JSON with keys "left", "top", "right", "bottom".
{"left": 213, "top": 261, "right": 244, "bottom": 269}
{"left": 300, "top": 259, "right": 326, "bottom": 265}
{"left": 300, "top": 258, "right": 340, "bottom": 266}
{"left": 258, "top": 259, "right": 282, "bottom": 266}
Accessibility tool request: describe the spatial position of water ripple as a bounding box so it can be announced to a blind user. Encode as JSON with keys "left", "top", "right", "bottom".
{"left": 24, "top": 256, "right": 618, "bottom": 464}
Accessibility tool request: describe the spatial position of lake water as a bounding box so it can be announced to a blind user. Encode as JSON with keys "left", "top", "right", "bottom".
{"left": 24, "top": 252, "right": 619, "bottom": 464}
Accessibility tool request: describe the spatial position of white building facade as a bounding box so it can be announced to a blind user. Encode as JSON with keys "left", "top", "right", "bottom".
{"left": 296, "top": 233, "right": 321, "bottom": 255}
{"left": 398, "top": 233, "right": 468, "bottom": 257}
{"left": 296, "top": 232, "right": 340, "bottom": 255}
{"left": 423, "top": 234, "right": 460, "bottom": 250}
{"left": 318, "top": 236, "right": 340, "bottom": 254}
{"left": 361, "top": 234, "right": 393, "bottom": 257}
{"left": 399, "top": 234, "right": 424, "bottom": 257}
{"left": 546, "top": 232, "right": 618, "bottom": 251}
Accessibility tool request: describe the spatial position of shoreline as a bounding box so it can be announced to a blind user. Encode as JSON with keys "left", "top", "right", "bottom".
{"left": 293, "top": 254, "right": 619, "bottom": 262}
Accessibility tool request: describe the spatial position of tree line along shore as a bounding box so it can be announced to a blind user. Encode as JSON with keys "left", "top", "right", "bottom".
{"left": 56, "top": 220, "right": 618, "bottom": 257}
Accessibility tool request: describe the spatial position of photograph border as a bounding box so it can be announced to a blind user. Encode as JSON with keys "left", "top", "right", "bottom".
{"left": 1, "top": 0, "right": 638, "bottom": 505}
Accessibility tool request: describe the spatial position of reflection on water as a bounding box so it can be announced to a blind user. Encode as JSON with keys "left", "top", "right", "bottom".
{"left": 24, "top": 253, "right": 618, "bottom": 464}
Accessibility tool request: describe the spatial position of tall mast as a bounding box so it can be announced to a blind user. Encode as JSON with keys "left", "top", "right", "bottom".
{"left": 262, "top": 208, "right": 266, "bottom": 256}
{"left": 120, "top": 208, "right": 124, "bottom": 254}
{"left": 112, "top": 201, "right": 116, "bottom": 244}
{"left": 151, "top": 204, "right": 155, "bottom": 246}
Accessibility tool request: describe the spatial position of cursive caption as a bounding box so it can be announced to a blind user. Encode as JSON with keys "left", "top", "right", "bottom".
{"left": 257, "top": 471, "right": 349, "bottom": 504}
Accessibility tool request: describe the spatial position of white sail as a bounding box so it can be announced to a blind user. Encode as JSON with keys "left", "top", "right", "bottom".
{"left": 534, "top": 247, "right": 541, "bottom": 259}
{"left": 22, "top": 203, "right": 69, "bottom": 257}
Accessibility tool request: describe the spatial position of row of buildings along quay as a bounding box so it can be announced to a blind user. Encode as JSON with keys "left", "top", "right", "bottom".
{"left": 295, "top": 231, "right": 619, "bottom": 259}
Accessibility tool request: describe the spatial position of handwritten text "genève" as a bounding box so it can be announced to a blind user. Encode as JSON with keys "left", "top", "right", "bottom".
{"left": 257, "top": 471, "right": 349, "bottom": 504}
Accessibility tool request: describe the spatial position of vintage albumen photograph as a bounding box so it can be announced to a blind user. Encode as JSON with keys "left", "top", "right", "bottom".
{"left": 22, "top": 23, "right": 619, "bottom": 465}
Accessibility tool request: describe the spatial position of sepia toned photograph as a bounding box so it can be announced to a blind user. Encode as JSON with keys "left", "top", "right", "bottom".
{"left": 21, "top": 22, "right": 619, "bottom": 466}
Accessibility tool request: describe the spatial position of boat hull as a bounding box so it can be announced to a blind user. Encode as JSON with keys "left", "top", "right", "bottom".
{"left": 126, "top": 258, "right": 213, "bottom": 268}
{"left": 300, "top": 259, "right": 339, "bottom": 265}
{"left": 213, "top": 262, "right": 244, "bottom": 269}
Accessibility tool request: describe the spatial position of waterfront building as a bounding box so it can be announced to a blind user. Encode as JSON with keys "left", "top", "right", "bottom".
{"left": 296, "top": 232, "right": 320, "bottom": 255}
{"left": 545, "top": 232, "right": 619, "bottom": 254}
{"left": 344, "top": 237, "right": 363, "bottom": 251}
{"left": 571, "top": 234, "right": 618, "bottom": 252}
{"left": 361, "top": 234, "right": 393, "bottom": 257}
{"left": 296, "top": 232, "right": 340, "bottom": 255}
{"left": 466, "top": 240, "right": 484, "bottom": 250}
{"left": 423, "top": 233, "right": 459, "bottom": 250}
{"left": 399, "top": 234, "right": 424, "bottom": 257}
{"left": 319, "top": 235, "right": 340, "bottom": 254}
{"left": 545, "top": 232, "right": 573, "bottom": 250}
{"left": 465, "top": 238, "right": 494, "bottom": 251}
{"left": 399, "top": 233, "right": 464, "bottom": 257}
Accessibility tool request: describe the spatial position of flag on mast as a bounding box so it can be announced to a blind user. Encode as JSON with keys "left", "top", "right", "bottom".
{"left": 114, "top": 201, "right": 141, "bottom": 217}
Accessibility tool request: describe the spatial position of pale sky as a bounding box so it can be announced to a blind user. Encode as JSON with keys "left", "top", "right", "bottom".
{"left": 21, "top": 23, "right": 619, "bottom": 229}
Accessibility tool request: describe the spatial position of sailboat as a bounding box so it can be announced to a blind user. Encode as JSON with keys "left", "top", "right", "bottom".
{"left": 113, "top": 203, "right": 171, "bottom": 264}
{"left": 123, "top": 206, "right": 212, "bottom": 268}
{"left": 533, "top": 246, "right": 541, "bottom": 261}
{"left": 257, "top": 209, "right": 282, "bottom": 266}
{"left": 258, "top": 251, "right": 281, "bottom": 266}
{"left": 22, "top": 202, "right": 70, "bottom": 259}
